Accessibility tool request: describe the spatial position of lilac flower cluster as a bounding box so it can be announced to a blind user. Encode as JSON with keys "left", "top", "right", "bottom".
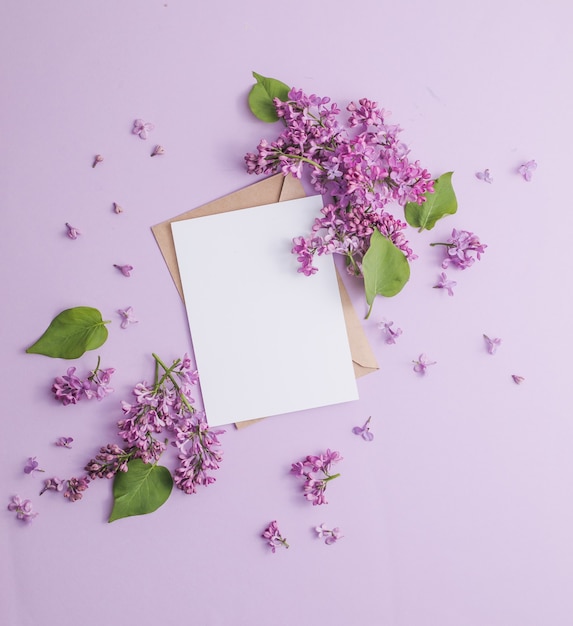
{"left": 290, "top": 449, "right": 342, "bottom": 506}
{"left": 246, "top": 90, "right": 434, "bottom": 276}
{"left": 85, "top": 353, "right": 224, "bottom": 495}
{"left": 431, "top": 228, "right": 487, "bottom": 270}
{"left": 7, "top": 496, "right": 38, "bottom": 523}
{"left": 51, "top": 359, "right": 114, "bottom": 405}
{"left": 262, "top": 520, "right": 289, "bottom": 553}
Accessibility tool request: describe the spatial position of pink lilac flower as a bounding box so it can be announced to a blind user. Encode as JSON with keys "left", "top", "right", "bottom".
{"left": 40, "top": 477, "right": 64, "bottom": 495}
{"left": 132, "top": 119, "right": 155, "bottom": 140}
{"left": 117, "top": 306, "right": 138, "bottom": 329}
{"left": 151, "top": 145, "right": 165, "bottom": 157}
{"left": 92, "top": 154, "right": 103, "bottom": 168}
{"left": 7, "top": 496, "right": 38, "bottom": 523}
{"left": 433, "top": 272, "right": 457, "bottom": 296}
{"left": 483, "top": 334, "right": 501, "bottom": 355}
{"left": 55, "top": 436, "right": 73, "bottom": 448}
{"left": 52, "top": 366, "right": 91, "bottom": 405}
{"left": 63, "top": 476, "right": 90, "bottom": 502}
{"left": 113, "top": 202, "right": 123, "bottom": 214}
{"left": 24, "top": 457, "right": 44, "bottom": 475}
{"left": 262, "top": 520, "right": 289, "bottom": 552}
{"left": 290, "top": 449, "right": 342, "bottom": 505}
{"left": 352, "top": 416, "right": 374, "bottom": 441}
{"left": 512, "top": 374, "right": 525, "bottom": 385}
{"left": 65, "top": 222, "right": 81, "bottom": 239}
{"left": 315, "top": 523, "right": 343, "bottom": 545}
{"left": 114, "top": 264, "right": 133, "bottom": 277}
{"left": 378, "top": 320, "right": 402, "bottom": 345}
{"left": 246, "top": 88, "right": 433, "bottom": 276}
{"left": 413, "top": 354, "right": 436, "bottom": 375}
{"left": 475, "top": 169, "right": 493, "bottom": 183}
{"left": 432, "top": 229, "right": 487, "bottom": 270}
{"left": 518, "top": 159, "right": 537, "bottom": 181}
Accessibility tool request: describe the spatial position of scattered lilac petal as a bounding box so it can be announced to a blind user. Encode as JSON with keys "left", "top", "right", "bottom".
{"left": 512, "top": 374, "right": 525, "bottom": 385}
{"left": 413, "top": 354, "right": 436, "bottom": 375}
{"left": 113, "top": 202, "right": 123, "bottom": 214}
{"left": 262, "top": 520, "right": 289, "bottom": 552}
{"left": 518, "top": 159, "right": 537, "bottom": 181}
{"left": 92, "top": 154, "right": 103, "bottom": 168}
{"left": 117, "top": 306, "right": 138, "bottom": 329}
{"left": 314, "top": 523, "right": 343, "bottom": 545}
{"left": 7, "top": 496, "right": 38, "bottom": 523}
{"left": 55, "top": 436, "right": 74, "bottom": 448}
{"left": 24, "top": 457, "right": 44, "bottom": 475}
{"left": 483, "top": 334, "right": 502, "bottom": 355}
{"left": 65, "top": 223, "right": 81, "bottom": 239}
{"left": 433, "top": 272, "right": 457, "bottom": 296}
{"left": 132, "top": 119, "right": 155, "bottom": 140}
{"left": 378, "top": 319, "right": 402, "bottom": 344}
{"left": 40, "top": 477, "right": 64, "bottom": 495}
{"left": 114, "top": 264, "right": 133, "bottom": 277}
{"left": 150, "top": 145, "right": 165, "bottom": 157}
{"left": 352, "top": 416, "right": 374, "bottom": 441}
{"left": 475, "top": 169, "right": 493, "bottom": 184}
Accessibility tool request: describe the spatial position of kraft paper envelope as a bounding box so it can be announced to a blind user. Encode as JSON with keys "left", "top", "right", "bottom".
{"left": 151, "top": 173, "right": 379, "bottom": 427}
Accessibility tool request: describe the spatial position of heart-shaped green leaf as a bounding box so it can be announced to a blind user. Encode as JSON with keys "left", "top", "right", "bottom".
{"left": 26, "top": 306, "right": 110, "bottom": 359}
{"left": 363, "top": 229, "right": 411, "bottom": 319}
{"left": 248, "top": 71, "right": 291, "bottom": 122}
{"left": 404, "top": 171, "right": 458, "bottom": 232}
{"left": 109, "top": 459, "right": 173, "bottom": 522}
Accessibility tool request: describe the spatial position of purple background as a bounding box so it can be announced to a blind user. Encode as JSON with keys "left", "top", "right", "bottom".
{"left": 1, "top": 2, "right": 572, "bottom": 625}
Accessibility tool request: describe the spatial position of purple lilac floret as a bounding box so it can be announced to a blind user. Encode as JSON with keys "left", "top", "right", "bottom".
{"left": 132, "top": 119, "right": 155, "bottom": 140}
{"left": 315, "top": 523, "right": 343, "bottom": 545}
{"left": 114, "top": 264, "right": 133, "bottom": 277}
{"left": 246, "top": 89, "right": 433, "bottom": 276}
{"left": 475, "top": 169, "right": 493, "bottom": 184}
{"left": 65, "top": 222, "right": 81, "bottom": 239}
{"left": 378, "top": 320, "right": 402, "bottom": 344}
{"left": 262, "top": 520, "right": 289, "bottom": 552}
{"left": 51, "top": 360, "right": 114, "bottom": 405}
{"left": 434, "top": 272, "right": 457, "bottom": 296}
{"left": 55, "top": 436, "right": 73, "bottom": 448}
{"left": 431, "top": 229, "right": 487, "bottom": 270}
{"left": 7, "top": 496, "right": 38, "bottom": 523}
{"left": 483, "top": 334, "right": 502, "bottom": 355}
{"left": 117, "top": 306, "right": 138, "bottom": 329}
{"left": 24, "top": 456, "right": 44, "bottom": 475}
{"left": 63, "top": 476, "right": 90, "bottom": 502}
{"left": 512, "top": 374, "right": 525, "bottom": 385}
{"left": 413, "top": 354, "right": 437, "bottom": 375}
{"left": 352, "top": 416, "right": 374, "bottom": 441}
{"left": 290, "top": 449, "right": 342, "bottom": 506}
{"left": 40, "top": 477, "right": 64, "bottom": 495}
{"left": 518, "top": 159, "right": 537, "bottom": 181}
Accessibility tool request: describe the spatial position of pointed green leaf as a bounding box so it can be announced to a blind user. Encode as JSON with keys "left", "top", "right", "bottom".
{"left": 26, "top": 306, "right": 110, "bottom": 359}
{"left": 248, "top": 71, "right": 291, "bottom": 122}
{"left": 362, "top": 230, "right": 411, "bottom": 319}
{"left": 404, "top": 171, "right": 458, "bottom": 232}
{"left": 109, "top": 459, "right": 173, "bottom": 522}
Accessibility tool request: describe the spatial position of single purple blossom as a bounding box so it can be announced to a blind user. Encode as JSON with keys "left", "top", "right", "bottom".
{"left": 55, "top": 436, "right": 74, "bottom": 448}
{"left": 518, "top": 159, "right": 537, "bottom": 181}
{"left": 150, "top": 145, "right": 165, "bottom": 157}
{"left": 413, "top": 354, "right": 436, "bottom": 375}
{"left": 114, "top": 264, "right": 133, "bottom": 277}
{"left": 262, "top": 520, "right": 289, "bottom": 553}
{"left": 132, "top": 119, "right": 155, "bottom": 140}
{"left": 24, "top": 457, "right": 44, "bottom": 475}
{"left": 475, "top": 169, "right": 493, "bottom": 184}
{"left": 40, "top": 477, "right": 64, "bottom": 495}
{"left": 352, "top": 416, "right": 374, "bottom": 441}
{"left": 92, "top": 154, "right": 103, "bottom": 168}
{"left": 512, "top": 374, "right": 525, "bottom": 385}
{"left": 433, "top": 272, "right": 457, "bottom": 296}
{"left": 315, "top": 523, "right": 343, "bottom": 545}
{"left": 117, "top": 306, "right": 138, "bottom": 329}
{"left": 483, "top": 334, "right": 502, "bottom": 355}
{"left": 378, "top": 319, "right": 402, "bottom": 345}
{"left": 65, "top": 222, "right": 80, "bottom": 239}
{"left": 7, "top": 496, "right": 38, "bottom": 523}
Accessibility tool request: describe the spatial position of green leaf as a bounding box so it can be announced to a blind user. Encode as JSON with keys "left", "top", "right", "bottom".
{"left": 25, "top": 306, "right": 110, "bottom": 359}
{"left": 109, "top": 459, "right": 173, "bottom": 522}
{"left": 248, "top": 71, "right": 291, "bottom": 122}
{"left": 404, "top": 171, "right": 458, "bottom": 232}
{"left": 362, "top": 230, "right": 411, "bottom": 319}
